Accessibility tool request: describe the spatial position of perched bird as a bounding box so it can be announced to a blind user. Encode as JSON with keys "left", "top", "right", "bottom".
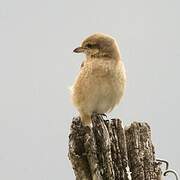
{"left": 71, "top": 33, "right": 126, "bottom": 126}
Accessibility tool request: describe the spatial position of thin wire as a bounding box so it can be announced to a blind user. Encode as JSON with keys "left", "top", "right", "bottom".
{"left": 156, "top": 159, "right": 169, "bottom": 170}
{"left": 164, "top": 170, "right": 179, "bottom": 180}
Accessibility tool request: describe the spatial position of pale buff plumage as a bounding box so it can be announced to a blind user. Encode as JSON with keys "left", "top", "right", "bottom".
{"left": 71, "top": 33, "right": 126, "bottom": 125}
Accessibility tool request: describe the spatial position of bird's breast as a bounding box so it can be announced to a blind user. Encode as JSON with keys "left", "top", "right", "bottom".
{"left": 71, "top": 58, "right": 126, "bottom": 114}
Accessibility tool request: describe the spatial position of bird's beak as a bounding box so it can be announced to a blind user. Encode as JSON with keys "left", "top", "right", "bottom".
{"left": 73, "top": 47, "right": 86, "bottom": 53}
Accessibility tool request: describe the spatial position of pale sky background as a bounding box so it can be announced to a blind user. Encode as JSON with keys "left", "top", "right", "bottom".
{"left": 0, "top": 0, "right": 179, "bottom": 179}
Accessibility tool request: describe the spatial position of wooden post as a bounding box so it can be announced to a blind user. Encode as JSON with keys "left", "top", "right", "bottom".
{"left": 68, "top": 115, "right": 162, "bottom": 180}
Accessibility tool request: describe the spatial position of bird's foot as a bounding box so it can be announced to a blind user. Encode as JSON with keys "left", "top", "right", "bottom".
{"left": 92, "top": 112, "right": 107, "bottom": 118}
{"left": 99, "top": 113, "right": 107, "bottom": 118}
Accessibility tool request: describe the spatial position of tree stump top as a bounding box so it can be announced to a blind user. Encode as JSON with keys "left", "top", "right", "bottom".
{"left": 68, "top": 115, "right": 162, "bottom": 180}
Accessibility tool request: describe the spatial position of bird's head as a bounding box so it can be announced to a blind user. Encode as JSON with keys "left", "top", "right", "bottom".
{"left": 73, "top": 33, "right": 120, "bottom": 59}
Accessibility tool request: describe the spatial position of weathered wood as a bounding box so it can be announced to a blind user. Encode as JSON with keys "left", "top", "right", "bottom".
{"left": 68, "top": 117, "right": 92, "bottom": 180}
{"left": 125, "top": 122, "right": 161, "bottom": 180}
{"left": 68, "top": 115, "right": 162, "bottom": 180}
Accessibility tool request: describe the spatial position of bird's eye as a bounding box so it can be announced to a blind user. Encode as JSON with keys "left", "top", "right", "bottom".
{"left": 85, "top": 43, "right": 99, "bottom": 49}
{"left": 86, "top": 44, "right": 93, "bottom": 48}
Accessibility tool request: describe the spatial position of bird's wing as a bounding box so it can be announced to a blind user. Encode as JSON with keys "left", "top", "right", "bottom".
{"left": 80, "top": 61, "right": 84, "bottom": 68}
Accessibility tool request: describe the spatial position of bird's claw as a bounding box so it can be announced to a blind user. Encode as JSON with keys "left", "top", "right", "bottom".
{"left": 92, "top": 112, "right": 107, "bottom": 118}
{"left": 99, "top": 113, "right": 107, "bottom": 118}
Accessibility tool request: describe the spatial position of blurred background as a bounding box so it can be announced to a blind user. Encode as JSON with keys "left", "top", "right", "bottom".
{"left": 0, "top": 0, "right": 179, "bottom": 179}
